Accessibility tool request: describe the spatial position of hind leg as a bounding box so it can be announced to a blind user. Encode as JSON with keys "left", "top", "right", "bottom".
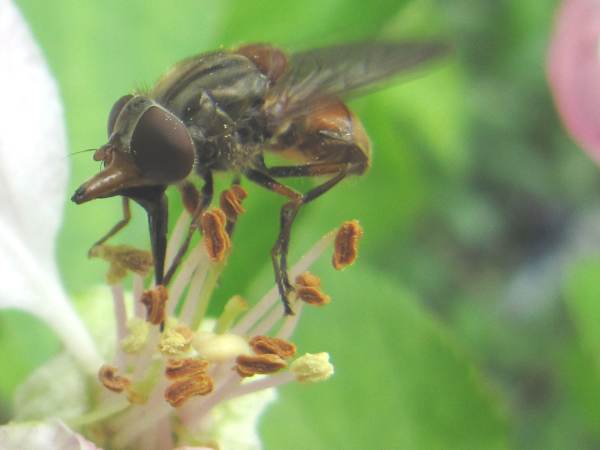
{"left": 244, "top": 163, "right": 353, "bottom": 314}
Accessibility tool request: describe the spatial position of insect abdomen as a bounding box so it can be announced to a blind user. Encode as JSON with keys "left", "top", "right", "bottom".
{"left": 269, "top": 99, "right": 371, "bottom": 175}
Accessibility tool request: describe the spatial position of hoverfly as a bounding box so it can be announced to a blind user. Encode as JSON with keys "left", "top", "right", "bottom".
{"left": 72, "top": 41, "right": 447, "bottom": 314}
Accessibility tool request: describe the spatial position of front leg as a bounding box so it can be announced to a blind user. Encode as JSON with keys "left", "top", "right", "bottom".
{"left": 88, "top": 196, "right": 131, "bottom": 256}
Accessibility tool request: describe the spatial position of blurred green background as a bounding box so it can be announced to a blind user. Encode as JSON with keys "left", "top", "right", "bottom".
{"left": 4, "top": 0, "right": 600, "bottom": 448}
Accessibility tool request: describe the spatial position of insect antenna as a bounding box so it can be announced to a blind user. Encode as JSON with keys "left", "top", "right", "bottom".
{"left": 66, "top": 148, "right": 97, "bottom": 159}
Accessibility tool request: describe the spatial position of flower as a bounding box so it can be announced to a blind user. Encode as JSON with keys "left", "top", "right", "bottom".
{"left": 71, "top": 217, "right": 339, "bottom": 449}
{"left": 0, "top": 2, "right": 358, "bottom": 448}
{"left": 547, "top": 0, "right": 600, "bottom": 164}
{"left": 0, "top": 0, "right": 101, "bottom": 374}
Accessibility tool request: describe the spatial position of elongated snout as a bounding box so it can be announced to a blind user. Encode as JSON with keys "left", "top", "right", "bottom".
{"left": 71, "top": 185, "right": 88, "bottom": 204}
{"left": 71, "top": 150, "right": 143, "bottom": 204}
{"left": 71, "top": 169, "right": 129, "bottom": 204}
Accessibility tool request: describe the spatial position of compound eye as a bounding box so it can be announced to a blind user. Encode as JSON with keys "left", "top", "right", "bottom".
{"left": 130, "top": 106, "right": 195, "bottom": 184}
{"left": 107, "top": 94, "right": 133, "bottom": 137}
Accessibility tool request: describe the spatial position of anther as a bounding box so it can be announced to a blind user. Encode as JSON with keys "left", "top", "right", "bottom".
{"left": 178, "top": 181, "right": 201, "bottom": 215}
{"left": 332, "top": 220, "right": 363, "bottom": 270}
{"left": 235, "top": 354, "right": 287, "bottom": 378}
{"left": 158, "top": 324, "right": 194, "bottom": 356}
{"left": 249, "top": 336, "right": 297, "bottom": 359}
{"left": 98, "top": 364, "right": 131, "bottom": 393}
{"left": 200, "top": 208, "right": 231, "bottom": 262}
{"left": 140, "top": 285, "right": 168, "bottom": 325}
{"left": 295, "top": 273, "right": 330, "bottom": 306}
{"left": 89, "top": 244, "right": 153, "bottom": 284}
{"left": 164, "top": 374, "right": 214, "bottom": 407}
{"left": 295, "top": 272, "right": 321, "bottom": 288}
{"left": 290, "top": 352, "right": 334, "bottom": 383}
{"left": 165, "top": 358, "right": 209, "bottom": 380}
{"left": 220, "top": 185, "right": 248, "bottom": 223}
{"left": 296, "top": 286, "right": 331, "bottom": 306}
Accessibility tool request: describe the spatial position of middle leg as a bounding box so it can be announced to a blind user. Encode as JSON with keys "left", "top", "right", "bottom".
{"left": 164, "top": 171, "right": 214, "bottom": 285}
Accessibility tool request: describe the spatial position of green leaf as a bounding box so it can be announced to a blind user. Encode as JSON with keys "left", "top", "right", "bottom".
{"left": 260, "top": 266, "right": 508, "bottom": 450}
{"left": 0, "top": 311, "right": 60, "bottom": 415}
{"left": 564, "top": 258, "right": 600, "bottom": 376}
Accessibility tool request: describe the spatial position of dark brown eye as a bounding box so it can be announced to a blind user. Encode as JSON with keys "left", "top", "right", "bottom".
{"left": 107, "top": 94, "right": 133, "bottom": 136}
{"left": 130, "top": 106, "right": 195, "bottom": 184}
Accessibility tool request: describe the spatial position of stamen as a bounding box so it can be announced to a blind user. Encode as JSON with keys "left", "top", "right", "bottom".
{"left": 290, "top": 352, "right": 334, "bottom": 383}
{"left": 121, "top": 318, "right": 150, "bottom": 354}
{"left": 178, "top": 181, "right": 201, "bottom": 215}
{"left": 200, "top": 209, "right": 231, "bottom": 262}
{"left": 177, "top": 255, "right": 209, "bottom": 323}
{"left": 332, "top": 220, "right": 363, "bottom": 270}
{"left": 140, "top": 285, "right": 168, "bottom": 325}
{"left": 132, "top": 274, "right": 145, "bottom": 316}
{"left": 235, "top": 354, "right": 287, "bottom": 377}
{"left": 295, "top": 273, "right": 330, "bottom": 306}
{"left": 296, "top": 286, "right": 331, "bottom": 306}
{"left": 98, "top": 364, "right": 131, "bottom": 393}
{"left": 158, "top": 323, "right": 194, "bottom": 356}
{"left": 165, "top": 358, "right": 209, "bottom": 380}
{"left": 231, "top": 229, "right": 336, "bottom": 336}
{"left": 90, "top": 244, "right": 153, "bottom": 284}
{"left": 87, "top": 206, "right": 355, "bottom": 446}
{"left": 276, "top": 302, "right": 304, "bottom": 340}
{"left": 220, "top": 185, "right": 248, "bottom": 223}
{"left": 164, "top": 374, "right": 214, "bottom": 407}
{"left": 165, "top": 210, "right": 192, "bottom": 269}
{"left": 249, "top": 303, "right": 288, "bottom": 336}
{"left": 127, "top": 358, "right": 164, "bottom": 405}
{"left": 111, "top": 284, "right": 128, "bottom": 368}
{"left": 249, "top": 335, "right": 296, "bottom": 359}
{"left": 189, "top": 264, "right": 224, "bottom": 330}
{"left": 130, "top": 329, "right": 161, "bottom": 382}
{"left": 224, "top": 372, "right": 294, "bottom": 402}
{"left": 168, "top": 244, "right": 207, "bottom": 317}
{"left": 215, "top": 295, "right": 248, "bottom": 333}
{"left": 193, "top": 332, "right": 250, "bottom": 362}
{"left": 295, "top": 271, "right": 321, "bottom": 288}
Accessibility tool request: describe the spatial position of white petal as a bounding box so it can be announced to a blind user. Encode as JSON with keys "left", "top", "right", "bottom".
{"left": 0, "top": 0, "right": 65, "bottom": 268}
{"left": 0, "top": 420, "right": 101, "bottom": 450}
{"left": 14, "top": 353, "right": 89, "bottom": 422}
{"left": 200, "top": 388, "right": 276, "bottom": 450}
{"left": 0, "top": 1, "right": 101, "bottom": 371}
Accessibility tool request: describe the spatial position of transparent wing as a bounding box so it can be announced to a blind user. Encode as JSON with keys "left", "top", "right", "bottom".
{"left": 266, "top": 41, "right": 449, "bottom": 120}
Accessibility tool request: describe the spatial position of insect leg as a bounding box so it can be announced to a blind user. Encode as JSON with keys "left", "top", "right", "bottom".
{"left": 266, "top": 162, "right": 350, "bottom": 178}
{"left": 88, "top": 197, "right": 131, "bottom": 256}
{"left": 243, "top": 169, "right": 301, "bottom": 314}
{"left": 163, "top": 171, "right": 214, "bottom": 285}
{"left": 224, "top": 175, "right": 243, "bottom": 236}
{"left": 245, "top": 166, "right": 349, "bottom": 314}
{"left": 267, "top": 167, "right": 349, "bottom": 300}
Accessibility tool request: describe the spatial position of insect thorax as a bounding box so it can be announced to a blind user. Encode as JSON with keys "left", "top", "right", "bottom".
{"left": 152, "top": 52, "right": 273, "bottom": 173}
